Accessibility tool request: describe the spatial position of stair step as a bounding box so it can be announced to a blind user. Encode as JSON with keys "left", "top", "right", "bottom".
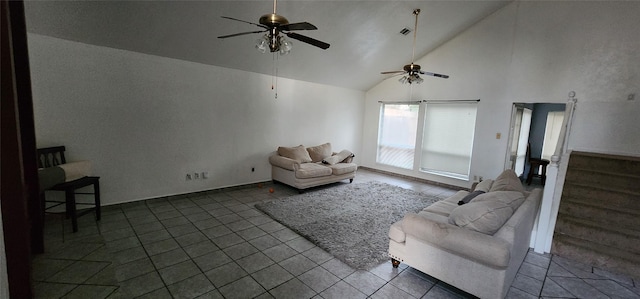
{"left": 569, "top": 151, "right": 640, "bottom": 177}
{"left": 554, "top": 216, "right": 640, "bottom": 249}
{"left": 565, "top": 168, "right": 640, "bottom": 193}
{"left": 552, "top": 233, "right": 640, "bottom": 280}
{"left": 562, "top": 182, "right": 640, "bottom": 207}
{"left": 558, "top": 199, "right": 640, "bottom": 228}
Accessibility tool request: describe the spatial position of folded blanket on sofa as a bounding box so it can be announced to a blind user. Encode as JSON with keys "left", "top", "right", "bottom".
{"left": 322, "top": 150, "right": 354, "bottom": 165}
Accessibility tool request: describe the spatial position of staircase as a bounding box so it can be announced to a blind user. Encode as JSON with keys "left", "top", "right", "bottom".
{"left": 552, "top": 151, "right": 640, "bottom": 279}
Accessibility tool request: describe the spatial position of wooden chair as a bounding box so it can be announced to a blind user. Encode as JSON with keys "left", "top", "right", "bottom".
{"left": 37, "top": 146, "right": 100, "bottom": 232}
{"left": 525, "top": 143, "right": 550, "bottom": 185}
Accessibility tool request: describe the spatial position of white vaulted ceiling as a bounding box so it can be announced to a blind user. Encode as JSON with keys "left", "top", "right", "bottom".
{"left": 24, "top": 1, "right": 511, "bottom": 91}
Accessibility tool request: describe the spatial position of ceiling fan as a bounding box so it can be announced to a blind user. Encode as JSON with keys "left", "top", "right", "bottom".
{"left": 381, "top": 9, "right": 449, "bottom": 84}
{"left": 217, "top": 0, "right": 330, "bottom": 55}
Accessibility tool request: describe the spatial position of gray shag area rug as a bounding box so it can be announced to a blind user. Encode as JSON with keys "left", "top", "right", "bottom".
{"left": 255, "top": 181, "right": 445, "bottom": 270}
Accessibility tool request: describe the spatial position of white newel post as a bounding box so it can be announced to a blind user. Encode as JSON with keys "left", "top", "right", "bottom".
{"left": 533, "top": 93, "right": 577, "bottom": 253}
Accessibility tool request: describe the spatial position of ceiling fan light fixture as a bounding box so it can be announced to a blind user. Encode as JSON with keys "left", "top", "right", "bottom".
{"left": 399, "top": 73, "right": 423, "bottom": 84}
{"left": 279, "top": 36, "right": 292, "bottom": 55}
{"left": 255, "top": 35, "right": 269, "bottom": 53}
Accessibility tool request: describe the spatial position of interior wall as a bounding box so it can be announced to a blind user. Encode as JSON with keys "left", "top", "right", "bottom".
{"left": 28, "top": 34, "right": 364, "bottom": 205}
{"left": 362, "top": 1, "right": 640, "bottom": 187}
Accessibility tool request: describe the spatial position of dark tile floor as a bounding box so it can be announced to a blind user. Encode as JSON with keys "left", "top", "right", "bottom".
{"left": 32, "top": 169, "right": 640, "bottom": 298}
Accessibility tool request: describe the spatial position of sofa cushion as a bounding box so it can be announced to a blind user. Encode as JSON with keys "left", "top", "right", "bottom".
{"left": 295, "top": 163, "right": 332, "bottom": 179}
{"left": 448, "top": 200, "right": 515, "bottom": 235}
{"left": 322, "top": 150, "right": 354, "bottom": 165}
{"left": 489, "top": 169, "right": 524, "bottom": 193}
{"left": 327, "top": 162, "right": 357, "bottom": 175}
{"left": 458, "top": 190, "right": 485, "bottom": 205}
{"left": 423, "top": 190, "right": 469, "bottom": 216}
{"left": 474, "top": 179, "right": 494, "bottom": 192}
{"left": 471, "top": 191, "right": 526, "bottom": 211}
{"left": 423, "top": 200, "right": 459, "bottom": 217}
{"left": 278, "top": 145, "right": 312, "bottom": 163}
{"left": 306, "top": 143, "right": 332, "bottom": 163}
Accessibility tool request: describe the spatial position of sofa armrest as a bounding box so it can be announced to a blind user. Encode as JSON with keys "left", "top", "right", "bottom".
{"left": 269, "top": 154, "right": 299, "bottom": 171}
{"left": 402, "top": 213, "right": 511, "bottom": 269}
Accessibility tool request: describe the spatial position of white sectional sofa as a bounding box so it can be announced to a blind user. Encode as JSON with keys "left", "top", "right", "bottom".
{"left": 388, "top": 170, "right": 542, "bottom": 298}
{"left": 269, "top": 143, "right": 357, "bottom": 191}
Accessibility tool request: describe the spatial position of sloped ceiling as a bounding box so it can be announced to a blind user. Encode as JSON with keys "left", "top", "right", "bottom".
{"left": 24, "top": 1, "right": 511, "bottom": 91}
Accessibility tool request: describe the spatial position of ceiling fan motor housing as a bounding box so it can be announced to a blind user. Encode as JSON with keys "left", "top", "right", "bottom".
{"left": 403, "top": 64, "right": 421, "bottom": 73}
{"left": 259, "top": 14, "right": 289, "bottom": 26}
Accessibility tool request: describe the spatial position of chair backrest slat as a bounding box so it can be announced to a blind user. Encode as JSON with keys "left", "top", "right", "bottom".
{"left": 36, "top": 146, "right": 67, "bottom": 168}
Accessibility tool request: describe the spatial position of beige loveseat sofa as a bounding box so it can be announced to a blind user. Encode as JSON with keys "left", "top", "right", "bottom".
{"left": 388, "top": 170, "right": 542, "bottom": 299}
{"left": 269, "top": 143, "right": 357, "bottom": 191}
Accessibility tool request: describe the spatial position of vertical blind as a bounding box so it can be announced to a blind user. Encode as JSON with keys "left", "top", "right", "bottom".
{"left": 541, "top": 111, "right": 565, "bottom": 160}
{"left": 420, "top": 102, "right": 478, "bottom": 179}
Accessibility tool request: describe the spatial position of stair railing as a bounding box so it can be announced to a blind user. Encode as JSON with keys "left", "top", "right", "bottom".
{"left": 533, "top": 92, "right": 578, "bottom": 253}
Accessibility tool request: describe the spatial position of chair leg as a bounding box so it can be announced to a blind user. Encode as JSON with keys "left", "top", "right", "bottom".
{"left": 94, "top": 180, "right": 101, "bottom": 221}
{"left": 65, "top": 189, "right": 78, "bottom": 233}
{"left": 526, "top": 165, "right": 534, "bottom": 185}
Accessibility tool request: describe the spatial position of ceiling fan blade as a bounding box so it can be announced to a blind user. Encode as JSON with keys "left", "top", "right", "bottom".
{"left": 381, "top": 71, "right": 405, "bottom": 74}
{"left": 221, "top": 16, "right": 268, "bottom": 29}
{"left": 218, "top": 30, "right": 266, "bottom": 39}
{"left": 285, "top": 32, "right": 330, "bottom": 50}
{"left": 280, "top": 22, "right": 317, "bottom": 31}
{"left": 419, "top": 71, "right": 450, "bottom": 79}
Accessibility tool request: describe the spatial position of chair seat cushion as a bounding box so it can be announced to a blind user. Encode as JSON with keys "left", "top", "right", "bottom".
{"left": 59, "top": 160, "right": 92, "bottom": 182}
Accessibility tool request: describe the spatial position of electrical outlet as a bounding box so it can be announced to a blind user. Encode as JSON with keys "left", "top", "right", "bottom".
{"left": 473, "top": 175, "right": 478, "bottom": 181}
{"left": 194, "top": 172, "right": 200, "bottom": 179}
{"left": 186, "top": 174, "right": 192, "bottom": 180}
{"left": 479, "top": 176, "right": 484, "bottom": 181}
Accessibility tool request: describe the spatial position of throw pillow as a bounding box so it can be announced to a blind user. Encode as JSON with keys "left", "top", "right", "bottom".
{"left": 277, "top": 145, "right": 312, "bottom": 163}
{"left": 473, "top": 179, "right": 494, "bottom": 192}
{"left": 448, "top": 200, "right": 515, "bottom": 235}
{"left": 306, "top": 142, "right": 332, "bottom": 163}
{"left": 489, "top": 169, "right": 525, "bottom": 193}
{"left": 458, "top": 190, "right": 485, "bottom": 205}
{"left": 322, "top": 149, "right": 354, "bottom": 165}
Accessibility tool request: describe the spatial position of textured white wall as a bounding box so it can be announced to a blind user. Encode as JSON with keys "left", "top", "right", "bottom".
{"left": 28, "top": 34, "right": 364, "bottom": 205}
{"left": 363, "top": 1, "right": 640, "bottom": 187}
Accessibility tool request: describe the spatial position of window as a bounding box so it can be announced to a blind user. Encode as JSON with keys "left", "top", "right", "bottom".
{"left": 420, "top": 102, "right": 478, "bottom": 180}
{"left": 377, "top": 103, "right": 419, "bottom": 169}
